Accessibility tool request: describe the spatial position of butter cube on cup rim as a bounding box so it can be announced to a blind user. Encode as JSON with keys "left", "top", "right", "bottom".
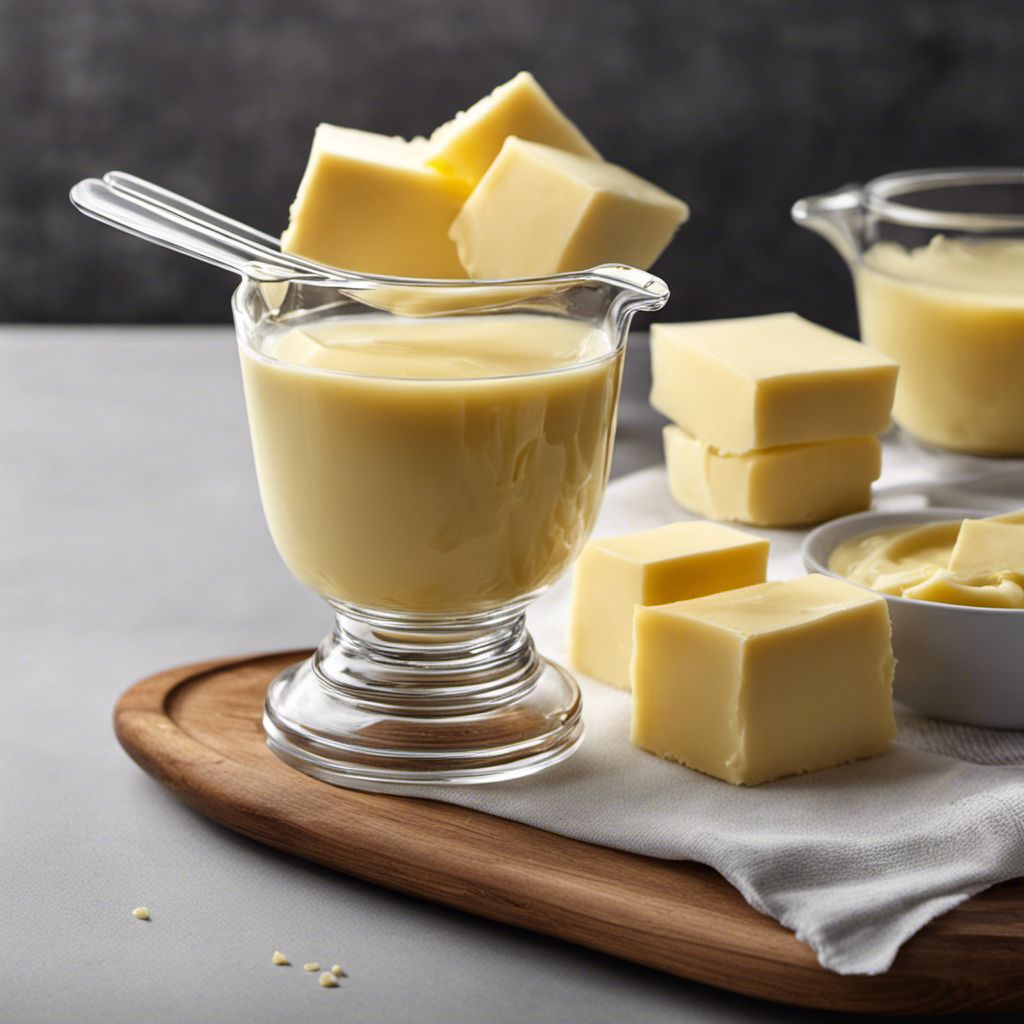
{"left": 450, "top": 137, "right": 689, "bottom": 279}
{"left": 280, "top": 125, "right": 470, "bottom": 279}
{"left": 280, "top": 73, "right": 688, "bottom": 283}
{"left": 631, "top": 574, "right": 897, "bottom": 786}
{"left": 426, "top": 70, "right": 602, "bottom": 186}
{"left": 568, "top": 521, "right": 769, "bottom": 691}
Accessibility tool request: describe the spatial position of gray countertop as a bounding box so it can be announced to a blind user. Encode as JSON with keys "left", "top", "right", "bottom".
{"left": 1, "top": 326, "right": 1007, "bottom": 1024}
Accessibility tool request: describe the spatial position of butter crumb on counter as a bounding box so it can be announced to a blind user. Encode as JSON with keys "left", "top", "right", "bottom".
{"left": 132, "top": 907, "right": 149, "bottom": 920}
{"left": 271, "top": 951, "right": 289, "bottom": 966}
{"left": 319, "top": 972, "right": 339, "bottom": 988}
{"left": 303, "top": 962, "right": 320, "bottom": 972}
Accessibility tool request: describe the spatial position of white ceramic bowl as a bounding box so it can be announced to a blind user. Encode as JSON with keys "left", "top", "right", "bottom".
{"left": 803, "top": 508, "right": 1024, "bottom": 729}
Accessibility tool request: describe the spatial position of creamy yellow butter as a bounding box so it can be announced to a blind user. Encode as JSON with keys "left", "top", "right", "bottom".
{"left": 662, "top": 425, "right": 881, "bottom": 527}
{"left": 568, "top": 521, "right": 769, "bottom": 691}
{"left": 239, "top": 314, "right": 621, "bottom": 613}
{"left": 280, "top": 125, "right": 469, "bottom": 278}
{"left": 829, "top": 511, "right": 1024, "bottom": 608}
{"left": 858, "top": 236, "right": 1024, "bottom": 454}
{"left": 631, "top": 574, "right": 896, "bottom": 786}
{"left": 650, "top": 314, "right": 898, "bottom": 454}
{"left": 426, "top": 71, "right": 601, "bottom": 186}
{"left": 450, "top": 137, "right": 688, "bottom": 279}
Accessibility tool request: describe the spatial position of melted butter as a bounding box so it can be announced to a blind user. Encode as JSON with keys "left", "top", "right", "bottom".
{"left": 829, "top": 511, "right": 1024, "bottom": 608}
{"left": 268, "top": 314, "right": 610, "bottom": 378}
{"left": 856, "top": 236, "right": 1024, "bottom": 454}
{"left": 239, "top": 314, "right": 621, "bottom": 612}
{"left": 864, "top": 236, "right": 1024, "bottom": 297}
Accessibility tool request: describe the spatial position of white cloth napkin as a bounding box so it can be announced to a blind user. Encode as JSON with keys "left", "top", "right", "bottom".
{"left": 399, "top": 430, "right": 1024, "bottom": 976}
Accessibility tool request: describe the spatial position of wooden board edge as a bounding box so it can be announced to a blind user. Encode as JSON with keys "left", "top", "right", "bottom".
{"left": 112, "top": 654, "right": 1024, "bottom": 1015}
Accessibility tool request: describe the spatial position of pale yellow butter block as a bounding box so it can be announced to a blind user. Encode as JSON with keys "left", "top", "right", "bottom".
{"left": 427, "top": 71, "right": 601, "bottom": 186}
{"left": 449, "top": 137, "right": 688, "bottom": 279}
{"left": 568, "top": 521, "right": 768, "bottom": 691}
{"left": 663, "top": 425, "right": 882, "bottom": 527}
{"left": 990, "top": 508, "right": 1024, "bottom": 525}
{"left": 948, "top": 519, "right": 1024, "bottom": 577}
{"left": 650, "top": 314, "right": 899, "bottom": 452}
{"left": 281, "top": 125, "right": 470, "bottom": 278}
{"left": 631, "top": 574, "right": 896, "bottom": 786}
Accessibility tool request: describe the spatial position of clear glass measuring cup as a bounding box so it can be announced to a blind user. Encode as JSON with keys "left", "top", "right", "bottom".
{"left": 70, "top": 171, "right": 669, "bottom": 790}
{"left": 234, "top": 267, "right": 667, "bottom": 790}
{"left": 793, "top": 169, "right": 1024, "bottom": 456}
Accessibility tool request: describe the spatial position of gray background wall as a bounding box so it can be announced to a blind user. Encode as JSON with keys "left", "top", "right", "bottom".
{"left": 2, "top": 0, "right": 1023, "bottom": 333}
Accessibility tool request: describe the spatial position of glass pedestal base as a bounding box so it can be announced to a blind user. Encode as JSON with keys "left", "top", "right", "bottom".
{"left": 262, "top": 605, "right": 584, "bottom": 792}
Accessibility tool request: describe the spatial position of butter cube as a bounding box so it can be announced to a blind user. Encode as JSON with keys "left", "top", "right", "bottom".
{"left": 281, "top": 125, "right": 470, "bottom": 278}
{"left": 568, "top": 521, "right": 769, "bottom": 691}
{"left": 427, "top": 71, "right": 601, "bottom": 186}
{"left": 631, "top": 575, "right": 896, "bottom": 786}
{"left": 449, "top": 138, "right": 688, "bottom": 279}
{"left": 990, "top": 508, "right": 1024, "bottom": 525}
{"left": 650, "top": 314, "right": 899, "bottom": 452}
{"left": 948, "top": 519, "right": 1024, "bottom": 577}
{"left": 663, "top": 425, "right": 882, "bottom": 527}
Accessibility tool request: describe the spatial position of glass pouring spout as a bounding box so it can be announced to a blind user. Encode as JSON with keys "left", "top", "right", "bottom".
{"left": 791, "top": 183, "right": 864, "bottom": 266}
{"left": 73, "top": 169, "right": 674, "bottom": 789}
{"left": 792, "top": 168, "right": 1024, "bottom": 268}
{"left": 241, "top": 262, "right": 669, "bottom": 357}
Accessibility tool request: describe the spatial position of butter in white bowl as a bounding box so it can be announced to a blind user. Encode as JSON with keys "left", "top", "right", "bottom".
{"left": 827, "top": 508, "right": 1024, "bottom": 609}
{"left": 803, "top": 508, "right": 1024, "bottom": 729}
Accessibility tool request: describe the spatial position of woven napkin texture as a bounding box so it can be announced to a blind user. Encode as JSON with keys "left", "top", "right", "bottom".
{"left": 397, "top": 432, "right": 1024, "bottom": 975}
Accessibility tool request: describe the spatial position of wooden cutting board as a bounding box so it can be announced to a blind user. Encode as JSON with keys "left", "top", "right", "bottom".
{"left": 114, "top": 651, "right": 1024, "bottom": 1015}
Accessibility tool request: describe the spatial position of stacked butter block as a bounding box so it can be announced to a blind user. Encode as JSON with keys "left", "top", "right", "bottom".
{"left": 568, "top": 521, "right": 898, "bottom": 785}
{"left": 280, "top": 127, "right": 470, "bottom": 279}
{"left": 282, "top": 72, "right": 688, "bottom": 280}
{"left": 568, "top": 521, "right": 769, "bottom": 691}
{"left": 650, "top": 313, "right": 899, "bottom": 527}
{"left": 630, "top": 574, "right": 897, "bottom": 785}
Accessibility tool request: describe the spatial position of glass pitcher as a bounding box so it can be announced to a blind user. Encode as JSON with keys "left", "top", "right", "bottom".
{"left": 793, "top": 168, "right": 1024, "bottom": 456}
{"left": 233, "top": 265, "right": 668, "bottom": 789}
{"left": 68, "top": 173, "right": 668, "bottom": 791}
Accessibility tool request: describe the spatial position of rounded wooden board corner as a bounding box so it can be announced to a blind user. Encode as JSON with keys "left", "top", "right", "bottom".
{"left": 113, "top": 651, "right": 1024, "bottom": 1015}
